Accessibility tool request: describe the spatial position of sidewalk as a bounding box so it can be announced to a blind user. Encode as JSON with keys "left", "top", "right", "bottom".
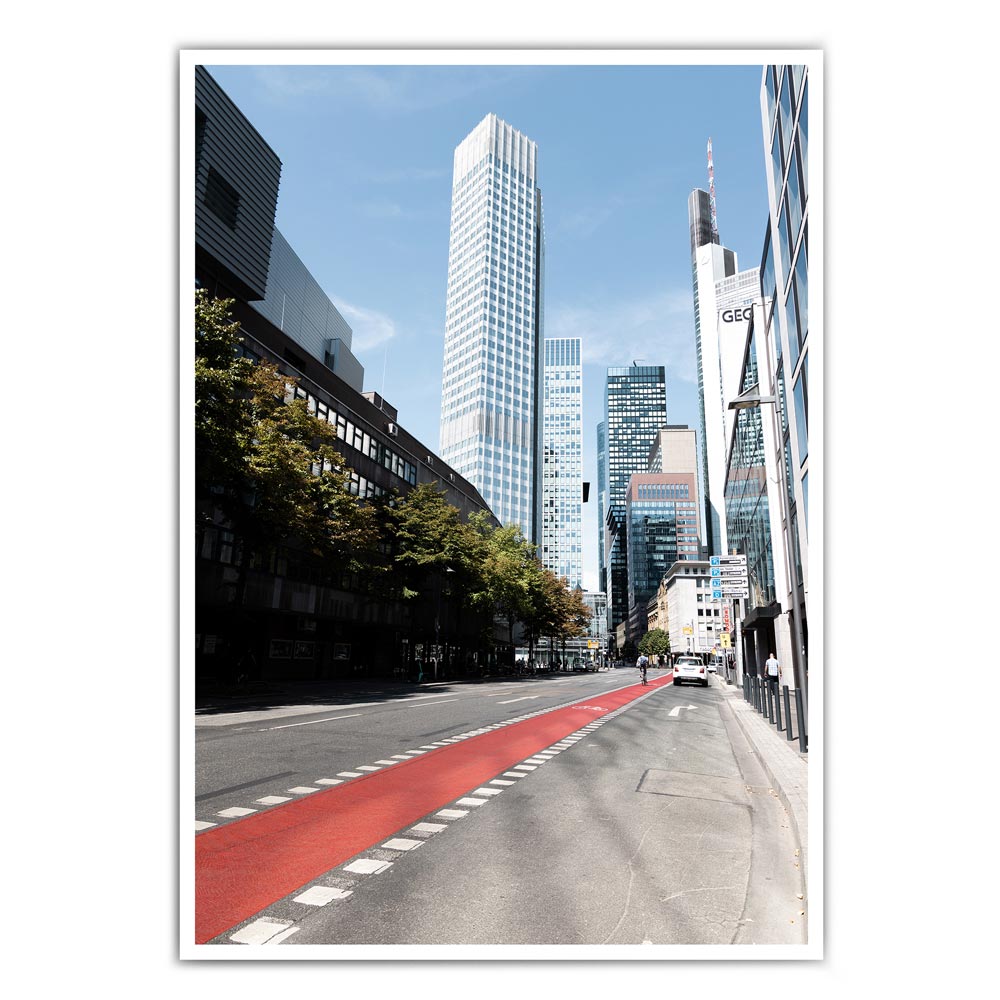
{"left": 714, "top": 675, "right": 809, "bottom": 882}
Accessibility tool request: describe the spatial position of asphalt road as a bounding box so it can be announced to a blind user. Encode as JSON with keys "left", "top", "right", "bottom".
{"left": 192, "top": 669, "right": 805, "bottom": 948}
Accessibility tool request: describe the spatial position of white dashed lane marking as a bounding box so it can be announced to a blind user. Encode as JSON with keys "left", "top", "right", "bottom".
{"left": 382, "top": 838, "right": 424, "bottom": 851}
{"left": 344, "top": 859, "right": 392, "bottom": 875}
{"left": 256, "top": 795, "right": 291, "bottom": 805}
{"left": 230, "top": 919, "right": 295, "bottom": 945}
{"left": 217, "top": 807, "right": 256, "bottom": 818}
{"left": 294, "top": 886, "right": 352, "bottom": 906}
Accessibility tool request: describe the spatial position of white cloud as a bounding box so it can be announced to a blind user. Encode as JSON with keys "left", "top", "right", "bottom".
{"left": 547, "top": 289, "right": 697, "bottom": 381}
{"left": 331, "top": 298, "right": 397, "bottom": 352}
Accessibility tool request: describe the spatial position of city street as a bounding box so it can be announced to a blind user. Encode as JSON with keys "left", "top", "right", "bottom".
{"left": 194, "top": 669, "right": 805, "bottom": 947}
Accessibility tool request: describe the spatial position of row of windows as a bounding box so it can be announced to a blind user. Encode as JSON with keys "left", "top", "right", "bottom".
{"left": 291, "top": 385, "right": 417, "bottom": 486}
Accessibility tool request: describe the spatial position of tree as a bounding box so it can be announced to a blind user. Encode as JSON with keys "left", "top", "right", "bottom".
{"left": 639, "top": 628, "right": 671, "bottom": 658}
{"left": 195, "top": 289, "right": 380, "bottom": 603}
{"left": 466, "top": 514, "right": 536, "bottom": 653}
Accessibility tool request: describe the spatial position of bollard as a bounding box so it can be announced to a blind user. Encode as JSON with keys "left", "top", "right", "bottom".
{"left": 784, "top": 686, "right": 794, "bottom": 742}
{"left": 794, "top": 689, "right": 808, "bottom": 753}
{"left": 774, "top": 683, "right": 783, "bottom": 731}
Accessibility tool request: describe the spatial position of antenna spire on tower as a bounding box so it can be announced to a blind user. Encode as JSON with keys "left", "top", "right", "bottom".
{"left": 707, "top": 137, "right": 719, "bottom": 241}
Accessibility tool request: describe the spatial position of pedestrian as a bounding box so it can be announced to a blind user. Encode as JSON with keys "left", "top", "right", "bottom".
{"left": 765, "top": 651, "right": 780, "bottom": 697}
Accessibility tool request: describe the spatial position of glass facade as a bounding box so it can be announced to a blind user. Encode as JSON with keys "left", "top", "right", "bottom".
{"left": 596, "top": 420, "right": 607, "bottom": 594}
{"left": 440, "top": 114, "right": 544, "bottom": 541}
{"left": 759, "top": 62, "right": 810, "bottom": 668}
{"left": 603, "top": 366, "right": 668, "bottom": 629}
{"left": 541, "top": 338, "right": 583, "bottom": 589}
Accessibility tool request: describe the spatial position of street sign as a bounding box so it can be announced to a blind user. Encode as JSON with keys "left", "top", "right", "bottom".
{"left": 682, "top": 626, "right": 693, "bottom": 635}
{"left": 720, "top": 634, "right": 731, "bottom": 648}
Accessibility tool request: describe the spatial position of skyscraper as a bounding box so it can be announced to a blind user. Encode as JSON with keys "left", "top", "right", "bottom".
{"left": 439, "top": 114, "right": 545, "bottom": 542}
{"left": 541, "top": 337, "right": 583, "bottom": 589}
{"left": 596, "top": 420, "right": 607, "bottom": 594}
{"left": 759, "top": 62, "right": 810, "bottom": 694}
{"left": 603, "top": 365, "right": 667, "bottom": 633}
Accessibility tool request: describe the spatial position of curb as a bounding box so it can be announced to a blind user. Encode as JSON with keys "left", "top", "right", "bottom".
{"left": 716, "top": 679, "right": 808, "bottom": 882}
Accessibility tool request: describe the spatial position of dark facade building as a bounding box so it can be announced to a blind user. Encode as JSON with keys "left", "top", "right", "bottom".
{"left": 601, "top": 365, "right": 668, "bottom": 635}
{"left": 194, "top": 66, "right": 502, "bottom": 685}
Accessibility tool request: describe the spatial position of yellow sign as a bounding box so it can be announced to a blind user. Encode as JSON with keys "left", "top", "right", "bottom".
{"left": 587, "top": 640, "right": 599, "bottom": 649}
{"left": 682, "top": 627, "right": 693, "bottom": 635}
{"left": 720, "top": 634, "right": 731, "bottom": 648}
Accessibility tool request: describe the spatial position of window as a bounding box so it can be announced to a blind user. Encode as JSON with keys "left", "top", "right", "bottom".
{"left": 204, "top": 167, "right": 239, "bottom": 230}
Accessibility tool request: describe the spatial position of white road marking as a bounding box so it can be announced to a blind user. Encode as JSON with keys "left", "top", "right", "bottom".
{"left": 524, "top": 758, "right": 548, "bottom": 764}
{"left": 261, "top": 713, "right": 362, "bottom": 731}
{"left": 256, "top": 795, "right": 291, "bottom": 805}
{"left": 314, "top": 778, "right": 343, "bottom": 786}
{"left": 344, "top": 858, "right": 393, "bottom": 875}
{"left": 668, "top": 704, "right": 699, "bottom": 717}
{"left": 502, "top": 772, "right": 526, "bottom": 778}
{"left": 382, "top": 838, "right": 424, "bottom": 851}
{"left": 498, "top": 696, "right": 541, "bottom": 704}
{"left": 266, "top": 926, "right": 299, "bottom": 945}
{"left": 490, "top": 780, "right": 516, "bottom": 786}
{"left": 355, "top": 766, "right": 380, "bottom": 772}
{"left": 337, "top": 771, "right": 364, "bottom": 778}
{"left": 230, "top": 919, "right": 292, "bottom": 945}
{"left": 456, "top": 797, "right": 487, "bottom": 807}
{"left": 471, "top": 787, "right": 502, "bottom": 796}
{"left": 390, "top": 755, "right": 412, "bottom": 760}
{"left": 195, "top": 821, "right": 217, "bottom": 831}
{"left": 410, "top": 822, "right": 447, "bottom": 834}
{"left": 294, "top": 886, "right": 352, "bottom": 906}
{"left": 287, "top": 786, "right": 320, "bottom": 794}
{"left": 406, "top": 699, "right": 459, "bottom": 708}
{"left": 217, "top": 807, "right": 257, "bottom": 818}
{"left": 436, "top": 808, "right": 469, "bottom": 819}
{"left": 373, "top": 759, "right": 398, "bottom": 766}
{"left": 514, "top": 764, "right": 537, "bottom": 771}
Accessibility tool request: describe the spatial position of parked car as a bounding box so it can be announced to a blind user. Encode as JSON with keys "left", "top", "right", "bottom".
{"left": 708, "top": 654, "right": 726, "bottom": 674}
{"left": 673, "top": 655, "right": 708, "bottom": 687}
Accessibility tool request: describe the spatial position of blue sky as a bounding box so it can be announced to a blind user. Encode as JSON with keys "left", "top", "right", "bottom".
{"left": 207, "top": 60, "right": 770, "bottom": 591}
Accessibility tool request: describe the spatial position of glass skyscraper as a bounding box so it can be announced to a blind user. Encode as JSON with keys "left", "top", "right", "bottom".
{"left": 439, "top": 114, "right": 545, "bottom": 541}
{"left": 541, "top": 338, "right": 582, "bottom": 589}
{"left": 602, "top": 365, "right": 667, "bottom": 631}
{"left": 596, "top": 420, "right": 607, "bottom": 595}
{"left": 760, "top": 62, "right": 810, "bottom": 682}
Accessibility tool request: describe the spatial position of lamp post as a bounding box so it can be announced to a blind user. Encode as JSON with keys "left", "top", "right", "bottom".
{"left": 728, "top": 384, "right": 808, "bottom": 733}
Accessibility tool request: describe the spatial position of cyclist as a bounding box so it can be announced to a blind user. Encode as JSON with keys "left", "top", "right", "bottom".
{"left": 637, "top": 652, "right": 649, "bottom": 685}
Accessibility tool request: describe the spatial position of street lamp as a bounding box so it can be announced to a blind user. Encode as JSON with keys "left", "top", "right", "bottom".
{"left": 728, "top": 382, "right": 808, "bottom": 735}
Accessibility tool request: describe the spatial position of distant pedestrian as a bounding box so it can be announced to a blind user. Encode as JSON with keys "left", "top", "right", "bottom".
{"left": 765, "top": 651, "right": 780, "bottom": 696}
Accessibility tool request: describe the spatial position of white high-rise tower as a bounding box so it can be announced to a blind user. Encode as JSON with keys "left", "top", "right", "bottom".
{"left": 541, "top": 337, "right": 583, "bottom": 589}
{"left": 439, "top": 114, "right": 545, "bottom": 541}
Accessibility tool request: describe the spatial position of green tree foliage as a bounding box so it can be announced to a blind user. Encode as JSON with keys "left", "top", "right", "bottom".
{"left": 638, "top": 628, "right": 671, "bottom": 657}
{"left": 194, "top": 289, "right": 378, "bottom": 571}
{"left": 466, "top": 514, "right": 536, "bottom": 644}
{"left": 388, "top": 482, "right": 480, "bottom": 600}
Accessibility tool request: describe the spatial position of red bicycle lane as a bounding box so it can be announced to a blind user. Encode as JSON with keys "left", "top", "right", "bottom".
{"left": 195, "top": 672, "right": 672, "bottom": 943}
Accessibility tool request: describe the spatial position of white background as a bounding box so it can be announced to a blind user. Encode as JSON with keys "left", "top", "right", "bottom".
{"left": 3, "top": 0, "right": 991, "bottom": 993}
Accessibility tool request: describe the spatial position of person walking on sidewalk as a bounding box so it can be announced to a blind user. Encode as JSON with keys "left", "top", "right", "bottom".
{"left": 765, "top": 651, "right": 780, "bottom": 697}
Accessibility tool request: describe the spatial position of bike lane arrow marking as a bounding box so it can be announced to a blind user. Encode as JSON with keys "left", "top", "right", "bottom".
{"left": 668, "top": 705, "right": 699, "bottom": 717}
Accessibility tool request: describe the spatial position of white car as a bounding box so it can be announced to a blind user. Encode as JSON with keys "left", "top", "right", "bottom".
{"left": 673, "top": 655, "right": 708, "bottom": 687}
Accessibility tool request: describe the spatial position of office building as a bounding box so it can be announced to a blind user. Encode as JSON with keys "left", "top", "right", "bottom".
{"left": 541, "top": 338, "right": 583, "bottom": 589}
{"left": 439, "top": 114, "right": 545, "bottom": 542}
{"left": 194, "top": 67, "right": 501, "bottom": 682}
{"left": 602, "top": 365, "right": 667, "bottom": 634}
{"left": 596, "top": 420, "right": 607, "bottom": 595}
{"left": 756, "top": 62, "right": 810, "bottom": 689}
{"left": 663, "top": 560, "right": 722, "bottom": 655}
